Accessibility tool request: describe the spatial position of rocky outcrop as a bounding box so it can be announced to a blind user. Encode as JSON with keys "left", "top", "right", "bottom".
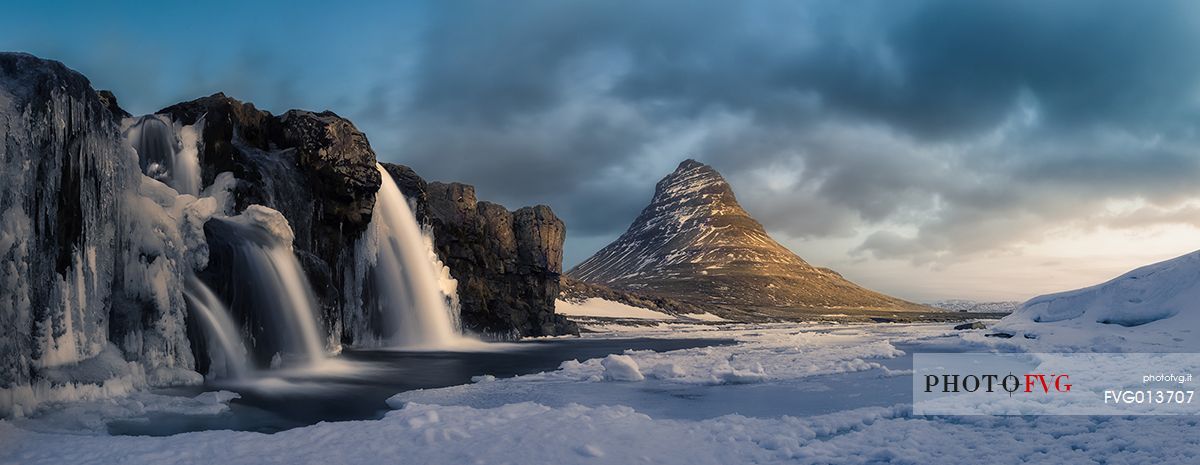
{"left": 274, "top": 110, "right": 380, "bottom": 230}
{"left": 570, "top": 159, "right": 930, "bottom": 318}
{"left": 163, "top": 95, "right": 576, "bottom": 346}
{"left": 96, "top": 90, "right": 131, "bottom": 119}
{"left": 386, "top": 165, "right": 577, "bottom": 338}
{"left": 158, "top": 95, "right": 381, "bottom": 347}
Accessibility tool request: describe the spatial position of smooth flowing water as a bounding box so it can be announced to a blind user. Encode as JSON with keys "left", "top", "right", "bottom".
{"left": 369, "top": 163, "right": 462, "bottom": 348}
{"left": 173, "top": 122, "right": 202, "bottom": 196}
{"left": 127, "top": 115, "right": 202, "bottom": 195}
{"left": 250, "top": 241, "right": 326, "bottom": 363}
{"left": 206, "top": 215, "right": 327, "bottom": 365}
{"left": 129, "top": 115, "right": 174, "bottom": 184}
{"left": 183, "top": 276, "right": 250, "bottom": 378}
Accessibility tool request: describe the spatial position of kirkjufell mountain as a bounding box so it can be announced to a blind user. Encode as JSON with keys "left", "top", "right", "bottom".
{"left": 569, "top": 160, "right": 928, "bottom": 317}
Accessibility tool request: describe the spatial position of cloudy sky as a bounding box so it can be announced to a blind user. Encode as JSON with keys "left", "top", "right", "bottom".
{"left": 7, "top": 0, "right": 1200, "bottom": 302}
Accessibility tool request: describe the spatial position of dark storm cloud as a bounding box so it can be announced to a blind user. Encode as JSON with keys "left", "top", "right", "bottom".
{"left": 809, "top": 1, "right": 1200, "bottom": 138}
{"left": 384, "top": 0, "right": 1200, "bottom": 266}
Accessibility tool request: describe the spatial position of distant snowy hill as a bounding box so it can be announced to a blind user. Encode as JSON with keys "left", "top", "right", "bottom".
{"left": 928, "top": 300, "right": 1020, "bottom": 313}
{"left": 992, "top": 250, "right": 1200, "bottom": 351}
{"left": 568, "top": 160, "right": 927, "bottom": 314}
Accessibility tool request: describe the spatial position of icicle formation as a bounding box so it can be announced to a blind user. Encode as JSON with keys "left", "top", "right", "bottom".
{"left": 183, "top": 275, "right": 250, "bottom": 379}
{"left": 1, "top": 54, "right": 203, "bottom": 417}
{"left": 367, "top": 163, "right": 463, "bottom": 348}
{"left": 124, "top": 115, "right": 203, "bottom": 196}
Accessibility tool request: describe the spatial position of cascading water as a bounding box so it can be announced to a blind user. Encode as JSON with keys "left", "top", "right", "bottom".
{"left": 368, "top": 163, "right": 464, "bottom": 348}
{"left": 183, "top": 275, "right": 250, "bottom": 378}
{"left": 129, "top": 115, "right": 173, "bottom": 182}
{"left": 205, "top": 206, "right": 326, "bottom": 364}
{"left": 125, "top": 115, "right": 203, "bottom": 196}
{"left": 260, "top": 245, "right": 326, "bottom": 362}
{"left": 174, "top": 122, "right": 203, "bottom": 196}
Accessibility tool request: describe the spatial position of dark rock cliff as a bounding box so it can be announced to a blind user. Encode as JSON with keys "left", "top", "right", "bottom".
{"left": 384, "top": 165, "right": 577, "bottom": 338}
{"left": 158, "top": 95, "right": 381, "bottom": 348}
{"left": 161, "top": 95, "right": 576, "bottom": 345}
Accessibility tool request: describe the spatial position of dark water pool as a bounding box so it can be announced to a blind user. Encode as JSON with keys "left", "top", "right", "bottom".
{"left": 107, "top": 337, "right": 732, "bottom": 436}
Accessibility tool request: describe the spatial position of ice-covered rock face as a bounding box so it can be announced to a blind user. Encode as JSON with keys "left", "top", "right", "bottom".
{"left": 0, "top": 53, "right": 204, "bottom": 416}
{"left": 0, "top": 53, "right": 125, "bottom": 383}
{"left": 568, "top": 160, "right": 925, "bottom": 314}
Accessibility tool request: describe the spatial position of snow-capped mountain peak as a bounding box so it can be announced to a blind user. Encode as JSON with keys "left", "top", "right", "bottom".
{"left": 569, "top": 159, "right": 925, "bottom": 312}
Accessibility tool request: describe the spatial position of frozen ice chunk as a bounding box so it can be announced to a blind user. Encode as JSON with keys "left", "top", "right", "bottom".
{"left": 194, "top": 390, "right": 241, "bottom": 405}
{"left": 600, "top": 354, "right": 644, "bottom": 381}
{"left": 224, "top": 204, "right": 297, "bottom": 248}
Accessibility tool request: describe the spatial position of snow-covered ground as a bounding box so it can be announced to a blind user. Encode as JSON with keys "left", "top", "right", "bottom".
{"left": 555, "top": 298, "right": 726, "bottom": 322}
{"left": 555, "top": 298, "right": 678, "bottom": 320}
{"left": 986, "top": 250, "right": 1200, "bottom": 352}
{"left": 4, "top": 320, "right": 1198, "bottom": 464}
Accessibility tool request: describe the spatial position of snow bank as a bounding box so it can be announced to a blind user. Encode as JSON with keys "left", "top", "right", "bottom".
{"left": 714, "top": 363, "right": 767, "bottom": 384}
{"left": 0, "top": 401, "right": 897, "bottom": 464}
{"left": 5, "top": 400, "right": 1198, "bottom": 464}
{"left": 555, "top": 299, "right": 726, "bottom": 323}
{"left": 555, "top": 298, "right": 677, "bottom": 320}
{"left": 988, "top": 250, "right": 1200, "bottom": 351}
{"left": 7, "top": 323, "right": 1199, "bottom": 463}
{"left": 7, "top": 389, "right": 240, "bottom": 435}
{"left": 0, "top": 344, "right": 207, "bottom": 419}
{"left": 0, "top": 372, "right": 144, "bottom": 421}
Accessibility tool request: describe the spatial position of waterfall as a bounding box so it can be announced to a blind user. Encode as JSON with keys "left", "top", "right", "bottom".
{"left": 369, "top": 163, "right": 464, "bottom": 348}
{"left": 126, "top": 115, "right": 202, "bottom": 196}
{"left": 260, "top": 245, "right": 326, "bottom": 362}
{"left": 129, "top": 115, "right": 173, "bottom": 184}
{"left": 206, "top": 206, "right": 326, "bottom": 364}
{"left": 183, "top": 275, "right": 250, "bottom": 378}
{"left": 174, "top": 122, "right": 203, "bottom": 196}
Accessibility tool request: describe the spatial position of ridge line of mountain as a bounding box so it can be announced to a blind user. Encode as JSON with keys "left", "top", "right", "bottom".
{"left": 568, "top": 159, "right": 931, "bottom": 317}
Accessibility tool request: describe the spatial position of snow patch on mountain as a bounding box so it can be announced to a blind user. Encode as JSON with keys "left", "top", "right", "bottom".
{"left": 555, "top": 299, "right": 677, "bottom": 320}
